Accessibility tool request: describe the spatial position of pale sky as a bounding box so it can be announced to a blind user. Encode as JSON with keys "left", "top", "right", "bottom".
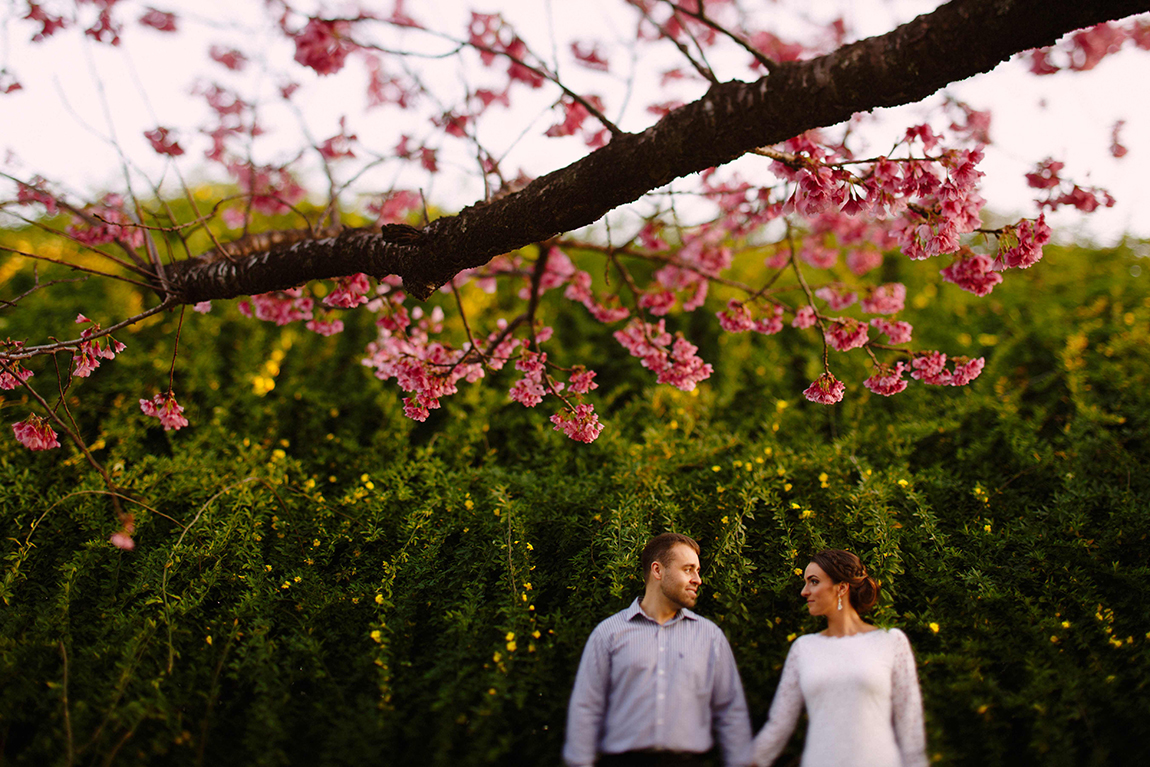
{"left": 1, "top": 0, "right": 1148, "bottom": 246}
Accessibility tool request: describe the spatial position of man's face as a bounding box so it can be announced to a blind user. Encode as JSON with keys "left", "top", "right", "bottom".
{"left": 657, "top": 543, "right": 702, "bottom": 609}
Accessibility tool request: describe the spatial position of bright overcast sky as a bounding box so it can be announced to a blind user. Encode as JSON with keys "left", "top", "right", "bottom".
{"left": 1, "top": 0, "right": 1148, "bottom": 246}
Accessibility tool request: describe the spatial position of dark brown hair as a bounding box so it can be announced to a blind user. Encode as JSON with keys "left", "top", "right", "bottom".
{"left": 810, "top": 549, "right": 880, "bottom": 614}
{"left": 641, "top": 533, "right": 700, "bottom": 578}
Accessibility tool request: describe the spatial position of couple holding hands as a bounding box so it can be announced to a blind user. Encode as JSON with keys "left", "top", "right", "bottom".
{"left": 563, "top": 533, "right": 927, "bottom": 767}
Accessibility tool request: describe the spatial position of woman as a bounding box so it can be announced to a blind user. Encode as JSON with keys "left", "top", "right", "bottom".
{"left": 752, "top": 549, "right": 927, "bottom": 767}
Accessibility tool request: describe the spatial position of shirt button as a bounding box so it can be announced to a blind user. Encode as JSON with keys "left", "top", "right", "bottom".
{"left": 659, "top": 646, "right": 665, "bottom": 652}
{"left": 659, "top": 669, "right": 665, "bottom": 675}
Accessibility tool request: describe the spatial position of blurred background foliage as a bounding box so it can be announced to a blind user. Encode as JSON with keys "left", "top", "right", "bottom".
{"left": 1, "top": 209, "right": 1148, "bottom": 765}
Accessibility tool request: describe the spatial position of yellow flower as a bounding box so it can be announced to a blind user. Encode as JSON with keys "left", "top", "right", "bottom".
{"left": 818, "top": 472, "right": 828, "bottom": 483}
{"left": 976, "top": 704, "right": 988, "bottom": 714}
{"left": 532, "top": 630, "right": 541, "bottom": 639}
{"left": 294, "top": 575, "right": 302, "bottom": 583}
{"left": 712, "top": 465, "right": 721, "bottom": 472}
{"left": 1061, "top": 620, "right": 1071, "bottom": 628}
{"left": 313, "top": 539, "right": 320, "bottom": 547}
{"left": 360, "top": 473, "right": 370, "bottom": 482}
{"left": 526, "top": 542, "right": 534, "bottom": 551}
{"left": 929, "top": 622, "right": 940, "bottom": 633}
{"left": 786, "top": 633, "right": 797, "bottom": 642}
{"left": 265, "top": 565, "right": 273, "bottom": 572}
{"left": 721, "top": 516, "right": 729, "bottom": 524}
{"left": 801, "top": 509, "right": 813, "bottom": 519}
{"left": 464, "top": 499, "right": 474, "bottom": 510}
{"left": 784, "top": 483, "right": 792, "bottom": 492}
{"left": 493, "top": 651, "right": 502, "bottom": 662}
{"left": 984, "top": 524, "right": 992, "bottom": 533}
{"left": 506, "top": 641, "right": 517, "bottom": 652}
{"left": 375, "top": 594, "right": 385, "bottom": 605}
{"left": 790, "top": 502, "right": 800, "bottom": 509}
{"left": 897, "top": 479, "right": 908, "bottom": 487}
{"left": 206, "top": 635, "right": 213, "bottom": 646}
{"left": 281, "top": 581, "right": 291, "bottom": 589}
{"left": 1050, "top": 635, "right": 1059, "bottom": 643}
{"left": 370, "top": 630, "right": 382, "bottom": 643}
{"left": 793, "top": 568, "right": 803, "bottom": 576}
{"left": 528, "top": 643, "right": 536, "bottom": 653}
{"left": 505, "top": 632, "right": 515, "bottom": 641}
{"left": 524, "top": 583, "right": 532, "bottom": 591}
{"left": 488, "top": 688, "right": 496, "bottom": 696}
{"left": 365, "top": 481, "right": 375, "bottom": 490}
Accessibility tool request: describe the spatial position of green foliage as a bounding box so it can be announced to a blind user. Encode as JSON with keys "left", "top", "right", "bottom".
{"left": 1, "top": 238, "right": 1149, "bottom": 765}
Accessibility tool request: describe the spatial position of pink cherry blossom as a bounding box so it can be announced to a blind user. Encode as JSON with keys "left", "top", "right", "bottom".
{"left": 292, "top": 18, "right": 353, "bottom": 76}
{"left": 824, "top": 319, "right": 869, "bottom": 352}
{"left": 996, "top": 214, "right": 1051, "bottom": 269}
{"left": 846, "top": 249, "right": 883, "bottom": 277}
{"left": 306, "top": 318, "right": 345, "bottom": 336}
{"left": 139, "top": 9, "right": 177, "bottom": 33}
{"left": 803, "top": 372, "right": 845, "bottom": 405}
{"left": 860, "top": 283, "right": 906, "bottom": 315}
{"left": 815, "top": 285, "right": 857, "bottom": 311}
{"left": 792, "top": 305, "right": 817, "bottom": 329}
{"left": 72, "top": 315, "right": 126, "bottom": 378}
{"left": 550, "top": 403, "right": 603, "bottom": 443}
{"left": 869, "top": 318, "right": 913, "bottom": 345}
{"left": 864, "top": 362, "right": 908, "bottom": 396}
{"left": 12, "top": 414, "right": 60, "bottom": 451}
{"left": 568, "top": 367, "right": 598, "bottom": 394}
{"left": 110, "top": 532, "right": 136, "bottom": 551}
{"left": 192, "top": 301, "right": 212, "bottom": 314}
{"left": 910, "top": 351, "right": 952, "bottom": 385}
{"left": 323, "top": 273, "right": 371, "bottom": 308}
{"left": 753, "top": 305, "right": 785, "bottom": 335}
{"left": 950, "top": 357, "right": 986, "bottom": 386}
{"left": 940, "top": 253, "right": 1003, "bottom": 296}
{"left": 717, "top": 299, "right": 754, "bottom": 332}
{"left": 139, "top": 393, "right": 189, "bottom": 431}
{"left": 0, "top": 360, "right": 33, "bottom": 390}
{"left": 144, "top": 127, "right": 185, "bottom": 156}
{"left": 403, "top": 397, "right": 431, "bottom": 421}
{"left": 613, "top": 319, "right": 712, "bottom": 391}
{"left": 239, "top": 290, "right": 314, "bottom": 326}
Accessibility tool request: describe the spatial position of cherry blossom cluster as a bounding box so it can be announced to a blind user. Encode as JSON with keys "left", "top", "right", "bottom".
{"left": 73, "top": 314, "right": 126, "bottom": 378}
{"left": 139, "top": 392, "right": 190, "bottom": 431}
{"left": 1028, "top": 20, "right": 1150, "bottom": 75}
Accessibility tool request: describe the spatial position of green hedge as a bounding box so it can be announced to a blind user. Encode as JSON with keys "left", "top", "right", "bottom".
{"left": 1, "top": 236, "right": 1148, "bottom": 765}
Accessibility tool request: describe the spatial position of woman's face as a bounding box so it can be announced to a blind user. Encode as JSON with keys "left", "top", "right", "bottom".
{"left": 801, "top": 562, "right": 842, "bottom": 616}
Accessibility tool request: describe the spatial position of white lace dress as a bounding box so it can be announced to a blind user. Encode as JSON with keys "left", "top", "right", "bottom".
{"left": 752, "top": 628, "right": 928, "bottom": 767}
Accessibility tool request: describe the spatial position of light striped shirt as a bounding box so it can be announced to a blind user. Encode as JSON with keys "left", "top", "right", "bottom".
{"left": 563, "top": 598, "right": 753, "bottom": 767}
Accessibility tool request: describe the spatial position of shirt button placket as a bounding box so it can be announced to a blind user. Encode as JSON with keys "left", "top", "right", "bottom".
{"left": 656, "top": 625, "right": 666, "bottom": 733}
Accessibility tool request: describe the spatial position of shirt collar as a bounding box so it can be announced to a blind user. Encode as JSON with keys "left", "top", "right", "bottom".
{"left": 626, "top": 597, "right": 700, "bottom": 624}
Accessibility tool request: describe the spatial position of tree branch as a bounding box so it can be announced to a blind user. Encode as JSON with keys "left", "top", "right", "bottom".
{"left": 160, "top": 0, "right": 1150, "bottom": 304}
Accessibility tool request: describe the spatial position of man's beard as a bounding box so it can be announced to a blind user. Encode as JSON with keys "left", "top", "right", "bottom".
{"left": 662, "top": 581, "right": 696, "bottom": 609}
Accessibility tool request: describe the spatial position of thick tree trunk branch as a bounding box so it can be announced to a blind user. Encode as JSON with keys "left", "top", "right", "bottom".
{"left": 163, "top": 0, "right": 1150, "bottom": 303}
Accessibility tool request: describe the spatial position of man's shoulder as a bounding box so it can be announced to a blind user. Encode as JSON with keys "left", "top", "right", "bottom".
{"left": 589, "top": 602, "right": 642, "bottom": 635}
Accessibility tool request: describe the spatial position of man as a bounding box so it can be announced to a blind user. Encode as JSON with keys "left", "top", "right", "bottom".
{"left": 563, "top": 532, "right": 753, "bottom": 767}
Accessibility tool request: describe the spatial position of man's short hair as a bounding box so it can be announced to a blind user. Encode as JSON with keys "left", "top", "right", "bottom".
{"left": 641, "top": 532, "right": 700, "bottom": 579}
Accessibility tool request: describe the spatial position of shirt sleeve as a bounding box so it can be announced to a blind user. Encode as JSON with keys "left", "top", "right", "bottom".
{"left": 889, "top": 629, "right": 929, "bottom": 767}
{"left": 751, "top": 639, "right": 804, "bottom": 767}
{"left": 711, "top": 632, "right": 754, "bottom": 767}
{"left": 563, "top": 626, "right": 611, "bottom": 767}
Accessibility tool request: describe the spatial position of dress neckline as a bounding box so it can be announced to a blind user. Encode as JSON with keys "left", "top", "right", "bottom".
{"left": 812, "top": 627, "right": 885, "bottom": 640}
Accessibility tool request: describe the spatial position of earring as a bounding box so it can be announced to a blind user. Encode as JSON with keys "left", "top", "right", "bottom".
{"left": 837, "top": 593, "right": 843, "bottom": 611}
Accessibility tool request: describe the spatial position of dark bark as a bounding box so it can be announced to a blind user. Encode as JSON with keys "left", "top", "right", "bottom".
{"left": 162, "top": 0, "right": 1150, "bottom": 303}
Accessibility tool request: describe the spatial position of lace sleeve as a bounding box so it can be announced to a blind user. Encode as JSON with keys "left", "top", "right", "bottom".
{"left": 751, "top": 638, "right": 804, "bottom": 767}
{"left": 889, "top": 629, "right": 928, "bottom": 767}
